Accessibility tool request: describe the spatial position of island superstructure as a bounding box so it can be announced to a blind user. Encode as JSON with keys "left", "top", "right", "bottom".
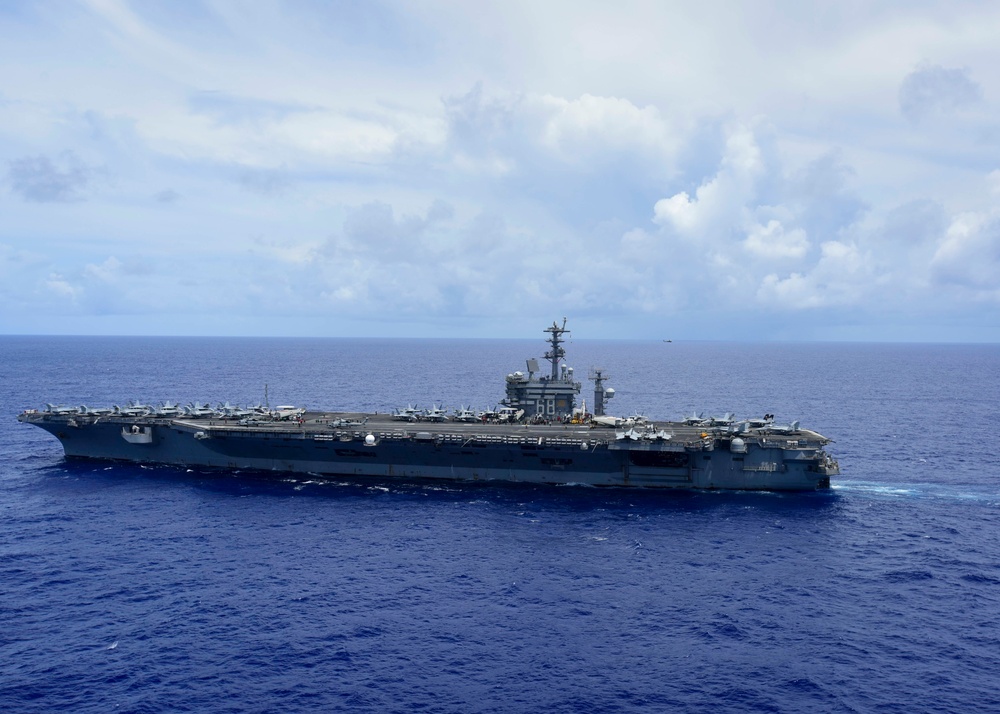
{"left": 18, "top": 320, "right": 839, "bottom": 490}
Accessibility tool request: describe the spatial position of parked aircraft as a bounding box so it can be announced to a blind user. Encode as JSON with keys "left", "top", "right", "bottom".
{"left": 423, "top": 404, "right": 449, "bottom": 422}
{"left": 392, "top": 405, "right": 421, "bottom": 422}
{"left": 453, "top": 406, "right": 479, "bottom": 422}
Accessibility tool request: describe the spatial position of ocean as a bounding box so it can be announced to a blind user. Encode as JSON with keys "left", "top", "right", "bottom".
{"left": 2, "top": 336, "right": 999, "bottom": 713}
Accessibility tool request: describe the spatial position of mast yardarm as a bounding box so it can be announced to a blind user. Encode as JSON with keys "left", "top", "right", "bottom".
{"left": 544, "top": 318, "right": 570, "bottom": 380}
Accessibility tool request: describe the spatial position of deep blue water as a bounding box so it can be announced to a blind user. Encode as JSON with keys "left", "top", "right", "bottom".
{"left": 2, "top": 336, "right": 999, "bottom": 713}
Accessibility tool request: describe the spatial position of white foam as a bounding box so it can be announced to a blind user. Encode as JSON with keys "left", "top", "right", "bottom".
{"left": 832, "top": 482, "right": 916, "bottom": 496}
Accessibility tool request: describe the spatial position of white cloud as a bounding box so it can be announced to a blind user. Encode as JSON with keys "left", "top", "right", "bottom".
{"left": 1, "top": 2, "right": 1000, "bottom": 338}
{"left": 756, "top": 240, "right": 870, "bottom": 308}
{"left": 757, "top": 272, "right": 812, "bottom": 306}
{"left": 653, "top": 191, "right": 698, "bottom": 232}
{"left": 988, "top": 170, "right": 1000, "bottom": 196}
{"left": 538, "top": 93, "right": 676, "bottom": 163}
{"left": 931, "top": 212, "right": 1000, "bottom": 294}
{"left": 45, "top": 273, "right": 80, "bottom": 300}
{"left": 83, "top": 256, "right": 123, "bottom": 282}
{"left": 744, "top": 220, "right": 809, "bottom": 259}
{"left": 653, "top": 124, "right": 764, "bottom": 240}
{"left": 130, "top": 105, "right": 405, "bottom": 169}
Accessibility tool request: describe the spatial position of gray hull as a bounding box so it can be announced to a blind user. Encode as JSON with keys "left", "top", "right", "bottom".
{"left": 18, "top": 412, "right": 837, "bottom": 491}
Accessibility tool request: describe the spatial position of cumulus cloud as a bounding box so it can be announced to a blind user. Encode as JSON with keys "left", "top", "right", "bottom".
{"left": 4, "top": 3, "right": 1000, "bottom": 338}
{"left": 438, "top": 83, "right": 678, "bottom": 185}
{"left": 931, "top": 212, "right": 1000, "bottom": 294}
{"left": 299, "top": 196, "right": 646, "bottom": 319}
{"left": 743, "top": 220, "right": 809, "bottom": 259}
{"left": 653, "top": 124, "right": 764, "bottom": 240}
{"left": 537, "top": 93, "right": 676, "bottom": 164}
{"left": 988, "top": 170, "right": 1000, "bottom": 196}
{"left": 640, "top": 123, "right": 888, "bottom": 313}
{"left": 83, "top": 256, "right": 123, "bottom": 282}
{"left": 757, "top": 240, "right": 871, "bottom": 308}
{"left": 312, "top": 199, "right": 500, "bottom": 313}
{"left": 6, "top": 152, "right": 92, "bottom": 202}
{"left": 22, "top": 252, "right": 164, "bottom": 320}
{"left": 899, "top": 65, "right": 982, "bottom": 123}
{"left": 45, "top": 273, "right": 80, "bottom": 299}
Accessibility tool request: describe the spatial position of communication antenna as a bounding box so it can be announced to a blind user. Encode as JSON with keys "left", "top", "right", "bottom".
{"left": 543, "top": 318, "right": 570, "bottom": 380}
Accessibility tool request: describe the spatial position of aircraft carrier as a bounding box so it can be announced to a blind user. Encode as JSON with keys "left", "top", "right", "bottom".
{"left": 17, "top": 320, "right": 839, "bottom": 491}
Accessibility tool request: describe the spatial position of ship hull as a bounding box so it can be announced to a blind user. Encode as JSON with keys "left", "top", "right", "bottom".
{"left": 19, "top": 413, "right": 836, "bottom": 491}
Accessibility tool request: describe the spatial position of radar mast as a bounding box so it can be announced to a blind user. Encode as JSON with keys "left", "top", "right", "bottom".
{"left": 544, "top": 318, "right": 570, "bottom": 380}
{"left": 503, "top": 318, "right": 581, "bottom": 419}
{"left": 589, "top": 368, "right": 614, "bottom": 416}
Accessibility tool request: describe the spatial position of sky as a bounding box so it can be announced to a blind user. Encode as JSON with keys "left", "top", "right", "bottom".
{"left": 1, "top": 0, "right": 999, "bottom": 341}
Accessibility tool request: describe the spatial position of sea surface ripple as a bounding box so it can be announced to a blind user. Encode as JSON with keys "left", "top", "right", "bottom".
{"left": 2, "top": 337, "right": 999, "bottom": 713}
